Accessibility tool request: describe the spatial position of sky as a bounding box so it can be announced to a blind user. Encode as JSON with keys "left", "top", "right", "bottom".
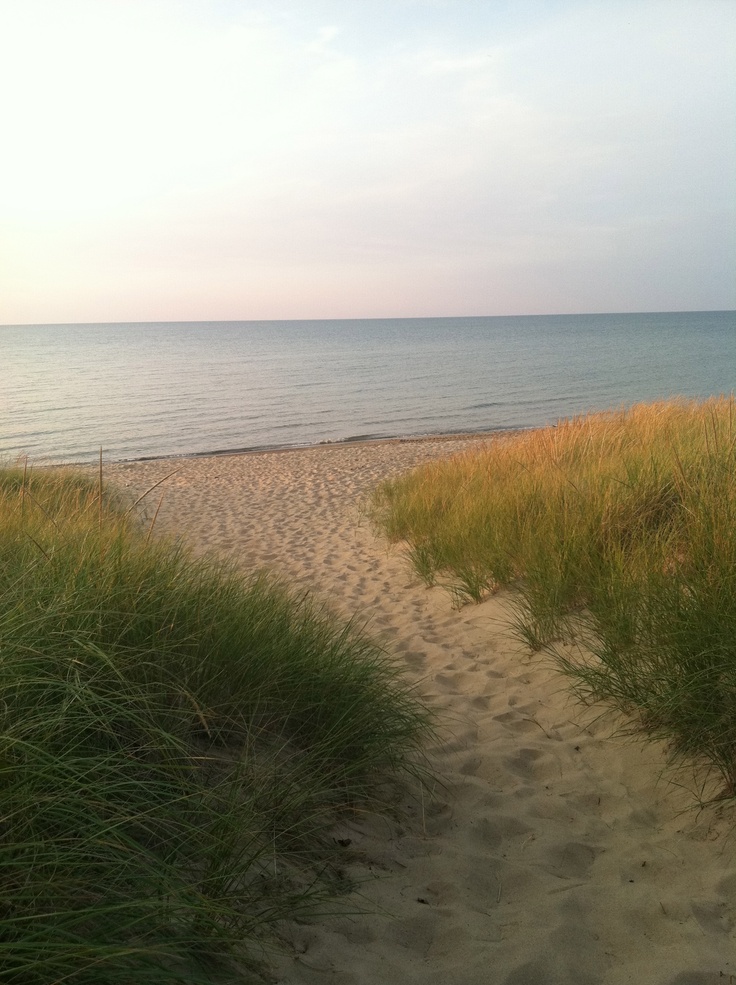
{"left": 1, "top": 0, "right": 734, "bottom": 324}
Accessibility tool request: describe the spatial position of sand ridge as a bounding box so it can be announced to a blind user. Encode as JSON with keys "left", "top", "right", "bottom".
{"left": 101, "top": 437, "right": 736, "bottom": 985}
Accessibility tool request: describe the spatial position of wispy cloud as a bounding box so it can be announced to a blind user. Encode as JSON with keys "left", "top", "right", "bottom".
{"left": 1, "top": 0, "right": 734, "bottom": 321}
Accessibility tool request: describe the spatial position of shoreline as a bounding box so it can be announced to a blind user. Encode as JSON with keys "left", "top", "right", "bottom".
{"left": 43, "top": 424, "right": 535, "bottom": 469}
{"left": 94, "top": 434, "right": 736, "bottom": 984}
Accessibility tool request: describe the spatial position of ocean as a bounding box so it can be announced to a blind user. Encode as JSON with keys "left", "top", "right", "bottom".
{"left": 1, "top": 311, "right": 734, "bottom": 465}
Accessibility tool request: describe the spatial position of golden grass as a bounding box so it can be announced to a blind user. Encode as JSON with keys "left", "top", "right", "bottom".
{"left": 371, "top": 397, "right": 736, "bottom": 802}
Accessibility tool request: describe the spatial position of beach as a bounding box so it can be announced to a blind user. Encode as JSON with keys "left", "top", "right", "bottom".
{"left": 101, "top": 436, "right": 736, "bottom": 985}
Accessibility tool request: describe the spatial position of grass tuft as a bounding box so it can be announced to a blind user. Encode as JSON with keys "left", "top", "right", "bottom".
{"left": 370, "top": 397, "right": 736, "bottom": 803}
{"left": 0, "top": 462, "right": 433, "bottom": 983}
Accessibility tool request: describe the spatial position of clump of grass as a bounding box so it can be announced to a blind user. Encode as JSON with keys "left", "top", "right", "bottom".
{"left": 0, "top": 463, "right": 433, "bottom": 983}
{"left": 370, "top": 397, "right": 736, "bottom": 802}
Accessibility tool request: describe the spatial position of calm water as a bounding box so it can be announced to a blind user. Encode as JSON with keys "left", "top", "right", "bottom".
{"left": 1, "top": 312, "right": 734, "bottom": 464}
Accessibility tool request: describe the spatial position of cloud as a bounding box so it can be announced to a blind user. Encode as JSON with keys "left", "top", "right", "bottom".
{"left": 1, "top": 0, "right": 734, "bottom": 321}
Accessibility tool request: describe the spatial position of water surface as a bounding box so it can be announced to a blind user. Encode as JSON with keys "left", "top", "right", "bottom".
{"left": 2, "top": 311, "right": 733, "bottom": 464}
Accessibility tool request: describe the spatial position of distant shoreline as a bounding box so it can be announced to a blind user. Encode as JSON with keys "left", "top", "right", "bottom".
{"left": 130, "top": 425, "right": 537, "bottom": 464}
{"left": 44, "top": 424, "right": 537, "bottom": 469}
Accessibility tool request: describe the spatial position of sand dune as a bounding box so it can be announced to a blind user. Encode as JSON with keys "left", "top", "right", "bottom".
{"left": 101, "top": 437, "right": 735, "bottom": 985}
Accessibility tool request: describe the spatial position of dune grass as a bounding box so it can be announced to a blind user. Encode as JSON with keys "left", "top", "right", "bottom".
{"left": 0, "top": 463, "right": 433, "bottom": 984}
{"left": 370, "top": 397, "right": 736, "bottom": 802}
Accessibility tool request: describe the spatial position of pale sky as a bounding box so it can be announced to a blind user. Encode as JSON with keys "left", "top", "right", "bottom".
{"left": 1, "top": 0, "right": 734, "bottom": 323}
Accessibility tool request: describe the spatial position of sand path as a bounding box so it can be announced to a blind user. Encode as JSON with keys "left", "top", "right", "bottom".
{"left": 101, "top": 438, "right": 735, "bottom": 985}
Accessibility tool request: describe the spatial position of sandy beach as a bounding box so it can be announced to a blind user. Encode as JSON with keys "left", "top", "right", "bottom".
{"left": 101, "top": 436, "right": 736, "bottom": 985}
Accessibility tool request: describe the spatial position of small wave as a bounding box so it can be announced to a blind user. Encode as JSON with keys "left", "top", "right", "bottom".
{"left": 340, "top": 433, "right": 385, "bottom": 444}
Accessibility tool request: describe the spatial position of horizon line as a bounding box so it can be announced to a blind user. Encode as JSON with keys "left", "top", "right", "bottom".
{"left": 2, "top": 308, "right": 735, "bottom": 329}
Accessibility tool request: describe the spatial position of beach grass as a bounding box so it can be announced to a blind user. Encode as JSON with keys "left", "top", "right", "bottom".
{"left": 0, "top": 463, "right": 433, "bottom": 983}
{"left": 370, "top": 397, "right": 736, "bottom": 802}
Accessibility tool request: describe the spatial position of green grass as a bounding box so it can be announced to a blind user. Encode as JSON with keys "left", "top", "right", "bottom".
{"left": 370, "top": 397, "right": 736, "bottom": 803}
{"left": 0, "top": 463, "right": 433, "bottom": 984}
